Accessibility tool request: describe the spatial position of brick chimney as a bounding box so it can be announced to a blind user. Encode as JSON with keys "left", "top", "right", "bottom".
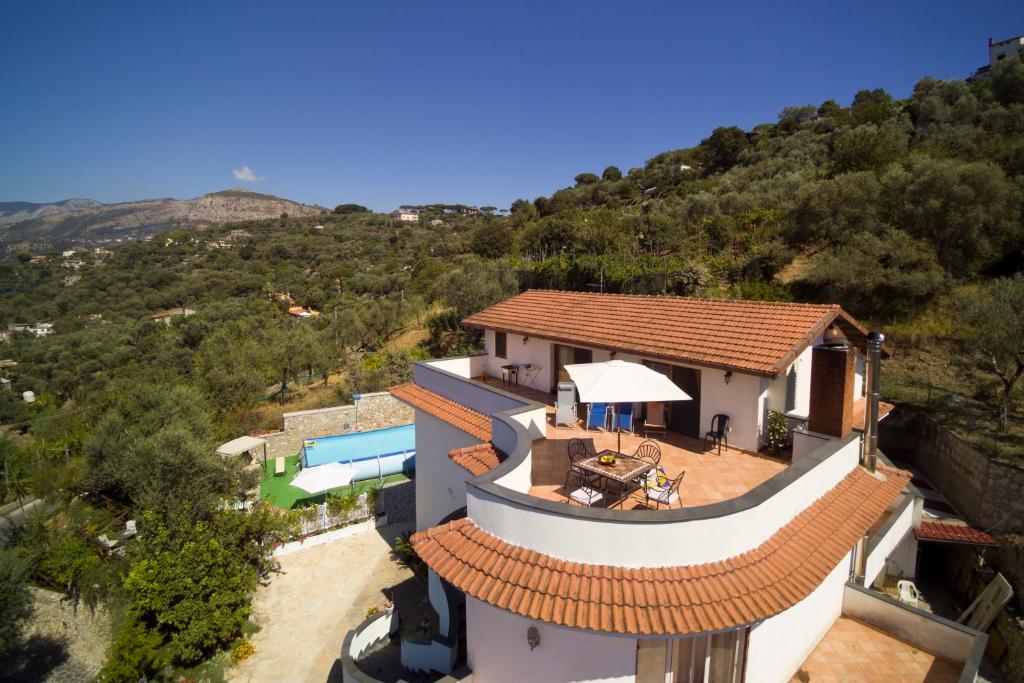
{"left": 808, "top": 328, "right": 854, "bottom": 439}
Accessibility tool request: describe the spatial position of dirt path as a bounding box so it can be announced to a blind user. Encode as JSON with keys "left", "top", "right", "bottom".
{"left": 228, "top": 522, "right": 414, "bottom": 683}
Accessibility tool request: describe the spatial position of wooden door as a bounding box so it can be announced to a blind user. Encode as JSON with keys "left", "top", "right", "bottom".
{"left": 670, "top": 366, "right": 701, "bottom": 437}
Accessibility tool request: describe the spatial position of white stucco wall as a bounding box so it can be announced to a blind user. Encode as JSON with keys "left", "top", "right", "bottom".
{"left": 864, "top": 496, "right": 917, "bottom": 585}
{"left": 484, "top": 330, "right": 554, "bottom": 391}
{"left": 466, "top": 597, "right": 638, "bottom": 683}
{"left": 699, "top": 369, "right": 765, "bottom": 453}
{"left": 414, "top": 410, "right": 480, "bottom": 531}
{"left": 470, "top": 435, "right": 861, "bottom": 567}
{"left": 744, "top": 551, "right": 851, "bottom": 683}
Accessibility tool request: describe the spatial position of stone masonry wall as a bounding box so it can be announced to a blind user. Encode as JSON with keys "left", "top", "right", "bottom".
{"left": 880, "top": 407, "right": 1024, "bottom": 533}
{"left": 262, "top": 391, "right": 414, "bottom": 459}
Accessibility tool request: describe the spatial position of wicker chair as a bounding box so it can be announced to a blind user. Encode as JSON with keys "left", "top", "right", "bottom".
{"left": 643, "top": 470, "right": 685, "bottom": 510}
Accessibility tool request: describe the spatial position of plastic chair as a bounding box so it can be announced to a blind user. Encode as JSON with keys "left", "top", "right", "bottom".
{"left": 704, "top": 413, "right": 729, "bottom": 455}
{"left": 898, "top": 580, "right": 921, "bottom": 608}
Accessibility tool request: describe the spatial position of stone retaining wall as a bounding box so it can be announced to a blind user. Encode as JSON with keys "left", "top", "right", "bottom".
{"left": 880, "top": 407, "right": 1024, "bottom": 533}
{"left": 262, "top": 392, "right": 414, "bottom": 459}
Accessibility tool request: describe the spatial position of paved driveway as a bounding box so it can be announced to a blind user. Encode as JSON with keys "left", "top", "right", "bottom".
{"left": 229, "top": 522, "right": 414, "bottom": 683}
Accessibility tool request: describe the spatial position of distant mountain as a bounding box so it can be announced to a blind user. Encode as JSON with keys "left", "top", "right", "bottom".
{"left": 0, "top": 189, "right": 325, "bottom": 250}
{"left": 0, "top": 197, "right": 104, "bottom": 227}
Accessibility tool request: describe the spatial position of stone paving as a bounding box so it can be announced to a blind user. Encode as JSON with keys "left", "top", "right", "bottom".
{"left": 228, "top": 521, "right": 414, "bottom": 683}
{"left": 792, "top": 616, "right": 961, "bottom": 682}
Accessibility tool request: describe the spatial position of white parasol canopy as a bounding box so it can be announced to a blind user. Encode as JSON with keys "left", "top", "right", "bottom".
{"left": 564, "top": 360, "right": 691, "bottom": 404}
{"left": 290, "top": 462, "right": 357, "bottom": 494}
{"left": 565, "top": 360, "right": 691, "bottom": 452}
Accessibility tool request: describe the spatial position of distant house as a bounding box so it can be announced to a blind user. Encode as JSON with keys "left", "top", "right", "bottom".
{"left": 394, "top": 210, "right": 420, "bottom": 222}
{"left": 7, "top": 322, "right": 54, "bottom": 337}
{"left": 429, "top": 218, "right": 444, "bottom": 227}
{"left": 288, "top": 306, "right": 320, "bottom": 318}
{"left": 29, "top": 255, "right": 48, "bottom": 266}
{"left": 990, "top": 34, "right": 1024, "bottom": 65}
{"left": 62, "top": 250, "right": 77, "bottom": 258}
{"left": 63, "top": 259, "right": 83, "bottom": 270}
{"left": 149, "top": 307, "right": 196, "bottom": 325}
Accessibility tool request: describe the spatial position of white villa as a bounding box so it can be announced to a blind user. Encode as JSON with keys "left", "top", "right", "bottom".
{"left": 341, "top": 290, "right": 988, "bottom": 683}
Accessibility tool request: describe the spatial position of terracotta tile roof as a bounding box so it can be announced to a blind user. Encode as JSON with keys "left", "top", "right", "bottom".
{"left": 412, "top": 465, "right": 910, "bottom": 635}
{"left": 449, "top": 443, "right": 502, "bottom": 476}
{"left": 852, "top": 399, "right": 895, "bottom": 431}
{"left": 916, "top": 521, "right": 998, "bottom": 547}
{"left": 389, "top": 382, "right": 491, "bottom": 441}
{"left": 463, "top": 290, "right": 883, "bottom": 377}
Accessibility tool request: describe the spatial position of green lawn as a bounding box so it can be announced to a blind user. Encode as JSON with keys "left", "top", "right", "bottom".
{"left": 258, "top": 455, "right": 410, "bottom": 509}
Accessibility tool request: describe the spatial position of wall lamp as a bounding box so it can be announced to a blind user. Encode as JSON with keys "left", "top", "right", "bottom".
{"left": 609, "top": 351, "right": 617, "bottom": 359}
{"left": 724, "top": 371, "right": 733, "bottom": 385}
{"left": 522, "top": 336, "right": 529, "bottom": 344}
{"left": 527, "top": 626, "right": 540, "bottom": 650}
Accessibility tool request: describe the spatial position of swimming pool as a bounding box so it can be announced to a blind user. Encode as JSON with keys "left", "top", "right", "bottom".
{"left": 301, "top": 424, "right": 415, "bottom": 481}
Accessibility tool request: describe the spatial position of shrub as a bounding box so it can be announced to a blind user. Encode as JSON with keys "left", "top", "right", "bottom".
{"left": 765, "top": 411, "right": 791, "bottom": 455}
{"left": 231, "top": 638, "right": 255, "bottom": 664}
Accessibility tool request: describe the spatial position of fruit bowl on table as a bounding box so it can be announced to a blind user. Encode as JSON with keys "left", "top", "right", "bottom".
{"left": 598, "top": 454, "right": 616, "bottom": 465}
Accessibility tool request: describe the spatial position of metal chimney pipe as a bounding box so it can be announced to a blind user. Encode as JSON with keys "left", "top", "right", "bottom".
{"left": 863, "top": 331, "right": 885, "bottom": 473}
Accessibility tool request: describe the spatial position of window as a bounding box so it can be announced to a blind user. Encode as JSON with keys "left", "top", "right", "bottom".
{"left": 494, "top": 331, "right": 507, "bottom": 359}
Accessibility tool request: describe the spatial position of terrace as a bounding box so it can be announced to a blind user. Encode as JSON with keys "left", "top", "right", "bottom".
{"left": 474, "top": 375, "right": 788, "bottom": 509}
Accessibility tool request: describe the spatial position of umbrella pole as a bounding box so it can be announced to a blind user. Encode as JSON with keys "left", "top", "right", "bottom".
{"left": 615, "top": 404, "right": 622, "bottom": 454}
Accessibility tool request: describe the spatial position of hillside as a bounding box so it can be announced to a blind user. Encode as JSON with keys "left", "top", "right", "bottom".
{"left": 0, "top": 188, "right": 325, "bottom": 250}
{"left": 0, "top": 197, "right": 103, "bottom": 226}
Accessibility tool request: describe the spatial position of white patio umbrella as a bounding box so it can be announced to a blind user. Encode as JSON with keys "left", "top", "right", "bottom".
{"left": 290, "top": 462, "right": 357, "bottom": 494}
{"left": 565, "top": 360, "right": 691, "bottom": 453}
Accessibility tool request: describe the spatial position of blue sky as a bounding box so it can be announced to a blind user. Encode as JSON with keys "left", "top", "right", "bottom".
{"left": 1, "top": 2, "right": 1022, "bottom": 211}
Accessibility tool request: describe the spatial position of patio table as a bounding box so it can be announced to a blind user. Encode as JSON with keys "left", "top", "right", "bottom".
{"left": 575, "top": 449, "right": 653, "bottom": 507}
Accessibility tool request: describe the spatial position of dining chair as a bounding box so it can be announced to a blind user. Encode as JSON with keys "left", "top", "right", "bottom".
{"left": 568, "top": 438, "right": 600, "bottom": 485}
{"left": 644, "top": 470, "right": 685, "bottom": 509}
{"left": 565, "top": 469, "right": 604, "bottom": 507}
{"left": 633, "top": 440, "right": 661, "bottom": 466}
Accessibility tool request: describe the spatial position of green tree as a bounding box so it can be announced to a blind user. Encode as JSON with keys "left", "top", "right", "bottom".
{"left": 958, "top": 275, "right": 1024, "bottom": 432}
{"left": 194, "top": 324, "right": 269, "bottom": 414}
{"left": 443, "top": 258, "right": 519, "bottom": 319}
{"left": 602, "top": 165, "right": 623, "bottom": 181}
{"left": 793, "top": 229, "right": 947, "bottom": 318}
{"left": 850, "top": 88, "right": 895, "bottom": 126}
{"left": 698, "top": 126, "right": 748, "bottom": 173}
{"left": 123, "top": 512, "right": 257, "bottom": 666}
{"left": 831, "top": 122, "right": 907, "bottom": 174}
{"left": 333, "top": 203, "right": 370, "bottom": 214}
{"left": 574, "top": 172, "right": 600, "bottom": 186}
{"left": 991, "top": 53, "right": 1024, "bottom": 106}
{"left": 0, "top": 549, "right": 33, "bottom": 656}
{"left": 469, "top": 222, "right": 513, "bottom": 258}
{"left": 85, "top": 380, "right": 229, "bottom": 518}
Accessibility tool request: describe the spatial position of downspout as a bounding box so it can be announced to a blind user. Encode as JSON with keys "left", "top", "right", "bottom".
{"left": 862, "top": 331, "right": 885, "bottom": 474}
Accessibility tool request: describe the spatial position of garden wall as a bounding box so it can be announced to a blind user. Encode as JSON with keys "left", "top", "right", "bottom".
{"left": 262, "top": 391, "right": 414, "bottom": 459}
{"left": 880, "top": 408, "right": 1024, "bottom": 533}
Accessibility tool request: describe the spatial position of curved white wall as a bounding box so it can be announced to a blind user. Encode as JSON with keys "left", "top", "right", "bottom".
{"left": 469, "top": 435, "right": 861, "bottom": 568}
{"left": 467, "top": 597, "right": 637, "bottom": 683}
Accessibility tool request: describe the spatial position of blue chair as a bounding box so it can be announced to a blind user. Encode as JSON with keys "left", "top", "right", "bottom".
{"left": 586, "top": 403, "right": 610, "bottom": 430}
{"left": 613, "top": 403, "right": 634, "bottom": 432}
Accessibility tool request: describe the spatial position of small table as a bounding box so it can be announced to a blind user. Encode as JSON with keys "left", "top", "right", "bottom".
{"left": 575, "top": 450, "right": 653, "bottom": 507}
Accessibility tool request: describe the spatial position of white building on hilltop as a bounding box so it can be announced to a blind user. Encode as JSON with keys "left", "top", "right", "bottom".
{"left": 341, "top": 291, "right": 990, "bottom": 683}
{"left": 990, "top": 34, "right": 1024, "bottom": 66}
